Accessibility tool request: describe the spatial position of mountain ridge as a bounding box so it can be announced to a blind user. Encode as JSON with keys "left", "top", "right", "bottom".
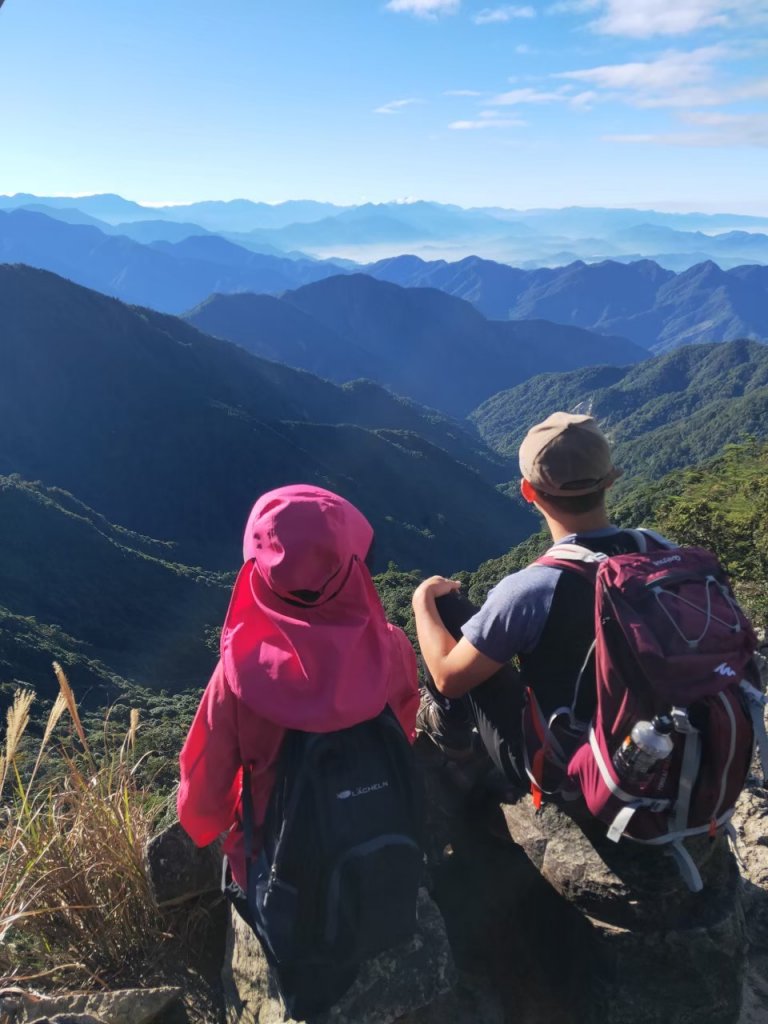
{"left": 471, "top": 340, "right": 768, "bottom": 483}
{"left": 0, "top": 263, "right": 533, "bottom": 571}
{"left": 188, "top": 273, "right": 646, "bottom": 417}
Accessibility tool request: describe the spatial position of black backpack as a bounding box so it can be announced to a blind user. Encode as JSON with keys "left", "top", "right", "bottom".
{"left": 242, "top": 706, "right": 423, "bottom": 1019}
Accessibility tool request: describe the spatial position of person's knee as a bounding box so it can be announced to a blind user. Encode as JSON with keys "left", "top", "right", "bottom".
{"left": 434, "top": 591, "right": 477, "bottom": 639}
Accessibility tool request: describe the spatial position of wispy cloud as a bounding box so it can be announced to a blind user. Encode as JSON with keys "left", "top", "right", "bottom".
{"left": 444, "top": 89, "right": 484, "bottom": 96}
{"left": 374, "top": 98, "right": 423, "bottom": 114}
{"left": 592, "top": 0, "right": 731, "bottom": 37}
{"left": 491, "top": 85, "right": 574, "bottom": 104}
{"left": 551, "top": 0, "right": 768, "bottom": 37}
{"left": 449, "top": 116, "right": 526, "bottom": 128}
{"left": 570, "top": 90, "right": 599, "bottom": 109}
{"left": 547, "top": 0, "right": 600, "bottom": 13}
{"left": 473, "top": 5, "right": 535, "bottom": 24}
{"left": 385, "top": 0, "right": 459, "bottom": 16}
{"left": 604, "top": 112, "right": 768, "bottom": 145}
{"left": 608, "top": 0, "right": 768, "bottom": 37}
{"left": 554, "top": 45, "right": 740, "bottom": 106}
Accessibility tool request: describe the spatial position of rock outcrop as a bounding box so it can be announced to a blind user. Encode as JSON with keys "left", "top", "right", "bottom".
{"left": 221, "top": 887, "right": 457, "bottom": 1024}
{"left": 500, "top": 795, "right": 746, "bottom": 1024}
{"left": 1, "top": 989, "right": 181, "bottom": 1024}
{"left": 144, "top": 823, "right": 221, "bottom": 906}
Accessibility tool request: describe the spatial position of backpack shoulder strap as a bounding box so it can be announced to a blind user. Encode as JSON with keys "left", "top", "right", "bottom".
{"left": 534, "top": 528, "right": 672, "bottom": 577}
{"left": 535, "top": 543, "right": 605, "bottom": 583}
{"left": 542, "top": 543, "right": 606, "bottom": 563}
{"left": 629, "top": 528, "right": 677, "bottom": 551}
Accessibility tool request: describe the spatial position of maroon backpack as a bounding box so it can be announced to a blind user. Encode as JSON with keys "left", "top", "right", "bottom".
{"left": 522, "top": 529, "right": 761, "bottom": 890}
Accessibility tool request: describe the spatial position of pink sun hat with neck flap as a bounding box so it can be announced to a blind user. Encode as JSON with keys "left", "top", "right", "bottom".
{"left": 243, "top": 484, "right": 373, "bottom": 604}
{"left": 221, "top": 484, "right": 391, "bottom": 732}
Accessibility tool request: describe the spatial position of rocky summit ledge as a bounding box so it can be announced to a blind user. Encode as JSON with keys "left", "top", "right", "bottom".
{"left": 0, "top": 987, "right": 181, "bottom": 1024}
{"left": 221, "top": 887, "right": 457, "bottom": 1024}
{"left": 500, "top": 794, "right": 746, "bottom": 1024}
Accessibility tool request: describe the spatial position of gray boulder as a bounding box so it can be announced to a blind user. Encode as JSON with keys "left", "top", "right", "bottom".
{"left": 732, "top": 763, "right": 768, "bottom": 1024}
{"left": 11, "top": 988, "right": 182, "bottom": 1024}
{"left": 28, "top": 1017, "right": 110, "bottom": 1024}
{"left": 501, "top": 795, "right": 746, "bottom": 1024}
{"left": 221, "top": 887, "right": 456, "bottom": 1024}
{"left": 144, "top": 822, "right": 221, "bottom": 906}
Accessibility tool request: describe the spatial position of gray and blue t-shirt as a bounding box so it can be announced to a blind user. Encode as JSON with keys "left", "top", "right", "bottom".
{"left": 462, "top": 527, "right": 652, "bottom": 717}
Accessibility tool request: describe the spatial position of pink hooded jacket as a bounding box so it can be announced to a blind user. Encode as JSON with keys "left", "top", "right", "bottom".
{"left": 177, "top": 485, "right": 419, "bottom": 889}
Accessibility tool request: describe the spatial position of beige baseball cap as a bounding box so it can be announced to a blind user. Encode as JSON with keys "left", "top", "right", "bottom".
{"left": 519, "top": 412, "right": 623, "bottom": 497}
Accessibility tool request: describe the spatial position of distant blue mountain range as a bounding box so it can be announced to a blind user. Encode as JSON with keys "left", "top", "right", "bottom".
{"left": 1, "top": 206, "right": 766, "bottom": 360}
{"left": 2, "top": 192, "right": 768, "bottom": 269}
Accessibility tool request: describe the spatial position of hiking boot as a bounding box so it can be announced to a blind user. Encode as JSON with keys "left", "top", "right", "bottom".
{"left": 416, "top": 689, "right": 475, "bottom": 762}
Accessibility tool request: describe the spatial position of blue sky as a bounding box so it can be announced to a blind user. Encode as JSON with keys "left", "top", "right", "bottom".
{"left": 1, "top": 0, "right": 766, "bottom": 211}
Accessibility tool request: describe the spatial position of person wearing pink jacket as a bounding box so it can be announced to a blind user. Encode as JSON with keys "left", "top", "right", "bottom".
{"left": 177, "top": 484, "right": 419, "bottom": 890}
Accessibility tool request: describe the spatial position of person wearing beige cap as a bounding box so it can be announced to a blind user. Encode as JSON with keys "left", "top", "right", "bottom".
{"left": 412, "top": 412, "right": 659, "bottom": 782}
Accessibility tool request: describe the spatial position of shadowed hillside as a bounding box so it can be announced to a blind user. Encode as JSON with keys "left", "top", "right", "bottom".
{"left": 0, "top": 476, "right": 229, "bottom": 700}
{"left": 0, "top": 264, "right": 534, "bottom": 573}
{"left": 186, "top": 274, "right": 646, "bottom": 417}
{"left": 369, "top": 255, "right": 768, "bottom": 352}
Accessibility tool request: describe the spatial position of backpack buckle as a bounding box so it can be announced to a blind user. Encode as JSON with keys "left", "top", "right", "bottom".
{"left": 670, "top": 706, "right": 693, "bottom": 733}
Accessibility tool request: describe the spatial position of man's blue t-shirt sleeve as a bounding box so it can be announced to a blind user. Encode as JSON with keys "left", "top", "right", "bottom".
{"left": 461, "top": 565, "right": 561, "bottom": 664}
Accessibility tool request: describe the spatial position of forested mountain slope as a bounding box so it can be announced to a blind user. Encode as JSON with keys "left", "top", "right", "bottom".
{"left": 471, "top": 341, "right": 768, "bottom": 484}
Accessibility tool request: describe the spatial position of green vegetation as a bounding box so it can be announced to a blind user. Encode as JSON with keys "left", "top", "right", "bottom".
{"left": 471, "top": 341, "right": 768, "bottom": 493}
{"left": 612, "top": 440, "right": 768, "bottom": 628}
{"left": 0, "top": 475, "right": 229, "bottom": 703}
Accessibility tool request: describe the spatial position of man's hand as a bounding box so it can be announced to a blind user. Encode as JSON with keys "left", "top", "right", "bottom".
{"left": 412, "top": 575, "right": 461, "bottom": 607}
{"left": 411, "top": 575, "right": 504, "bottom": 699}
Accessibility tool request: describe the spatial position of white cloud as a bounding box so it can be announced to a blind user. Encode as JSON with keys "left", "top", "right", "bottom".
{"left": 385, "top": 0, "right": 459, "bottom": 16}
{"left": 734, "top": 77, "right": 768, "bottom": 100}
{"left": 473, "top": 5, "right": 535, "bottom": 24}
{"left": 550, "top": 0, "right": 768, "bottom": 37}
{"left": 547, "top": 0, "right": 768, "bottom": 37}
{"left": 684, "top": 111, "right": 755, "bottom": 124}
{"left": 449, "top": 117, "right": 526, "bottom": 128}
{"left": 631, "top": 86, "right": 728, "bottom": 108}
{"left": 514, "top": 43, "right": 536, "bottom": 54}
{"left": 570, "top": 89, "right": 599, "bottom": 109}
{"left": 591, "top": 0, "right": 731, "bottom": 37}
{"left": 492, "top": 85, "right": 573, "bottom": 103}
{"left": 557, "top": 45, "right": 727, "bottom": 91}
{"left": 374, "top": 98, "right": 423, "bottom": 114}
{"left": 547, "top": 0, "right": 599, "bottom": 11}
{"left": 555, "top": 45, "right": 768, "bottom": 108}
{"left": 547, "top": 0, "right": 600, "bottom": 13}
{"left": 604, "top": 112, "right": 768, "bottom": 146}
{"left": 444, "top": 89, "right": 484, "bottom": 96}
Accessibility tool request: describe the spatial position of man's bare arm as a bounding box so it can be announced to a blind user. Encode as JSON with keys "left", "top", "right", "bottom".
{"left": 412, "top": 576, "right": 506, "bottom": 699}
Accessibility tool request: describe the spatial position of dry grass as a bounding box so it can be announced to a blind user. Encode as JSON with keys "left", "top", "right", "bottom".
{"left": 0, "top": 664, "right": 168, "bottom": 986}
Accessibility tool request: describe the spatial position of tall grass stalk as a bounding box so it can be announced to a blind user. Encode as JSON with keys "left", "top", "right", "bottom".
{"left": 0, "top": 666, "right": 166, "bottom": 985}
